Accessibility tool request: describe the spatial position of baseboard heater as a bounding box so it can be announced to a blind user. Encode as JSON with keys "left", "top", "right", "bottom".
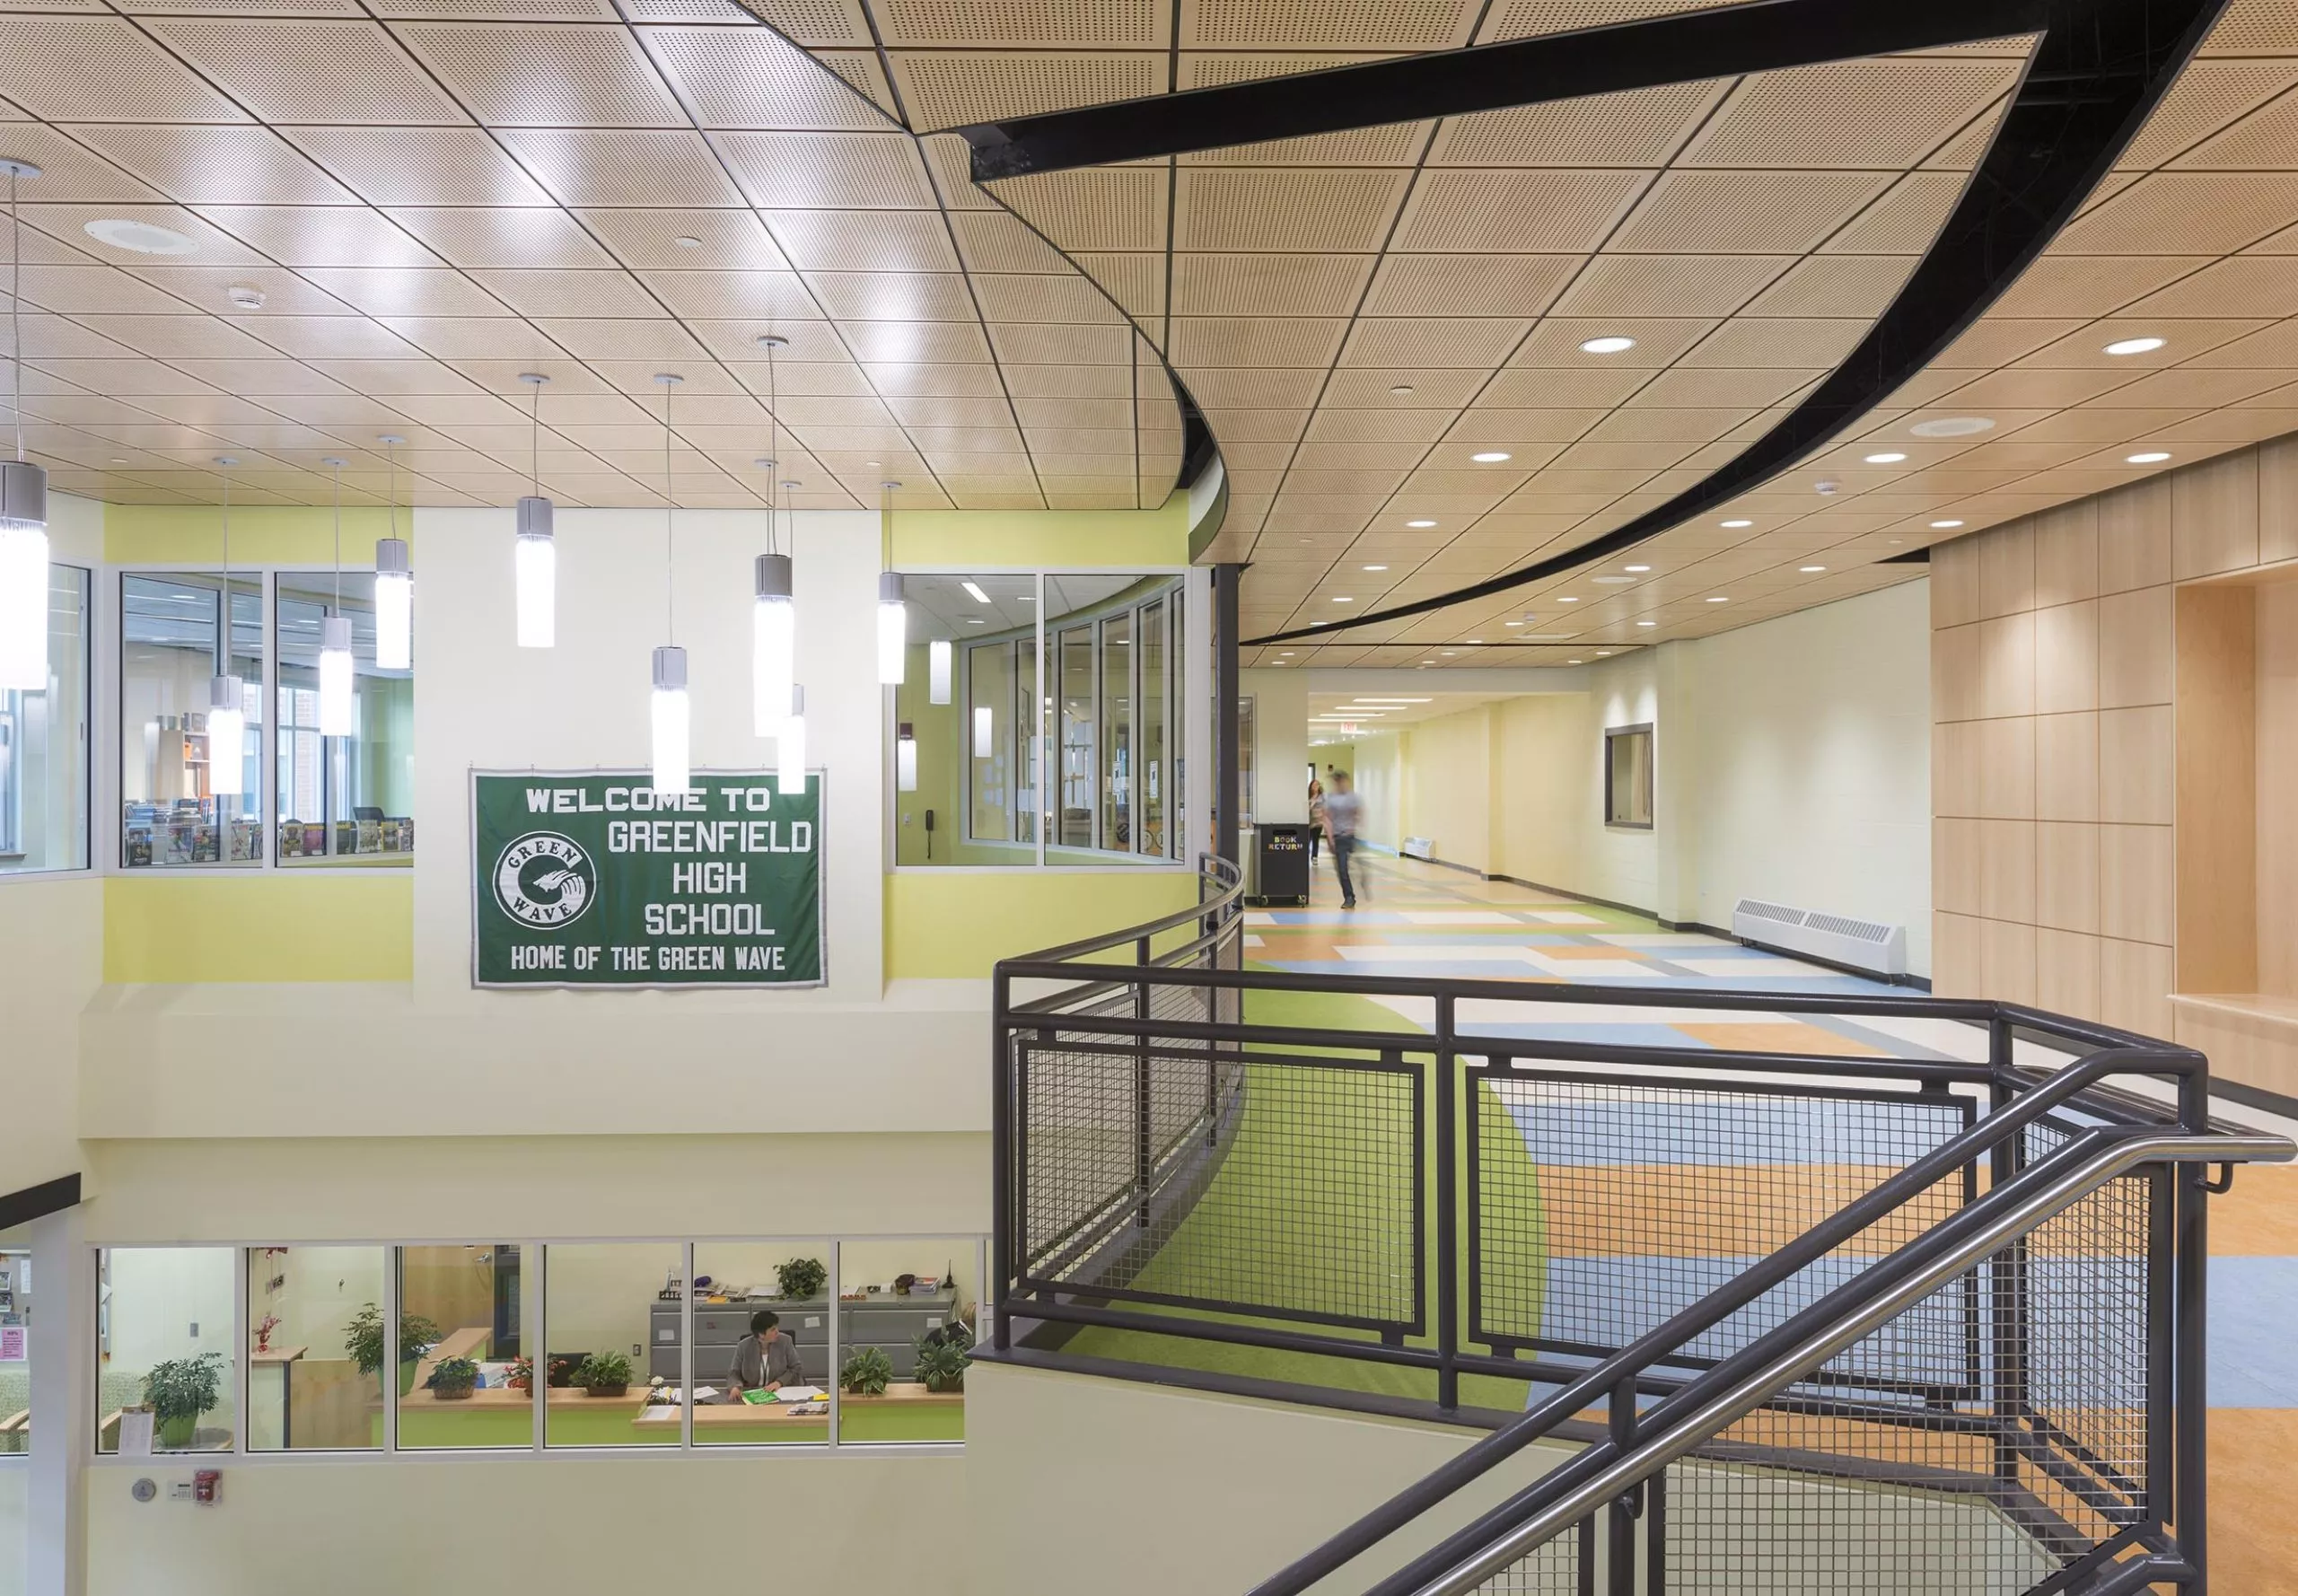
{"left": 1730, "top": 898, "right": 1908, "bottom": 980}
{"left": 1401, "top": 837, "right": 1435, "bottom": 861}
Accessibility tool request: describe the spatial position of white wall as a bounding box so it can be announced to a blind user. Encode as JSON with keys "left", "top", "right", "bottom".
{"left": 84, "top": 1450, "right": 964, "bottom": 1596}
{"left": 1675, "top": 581, "right": 1934, "bottom": 975}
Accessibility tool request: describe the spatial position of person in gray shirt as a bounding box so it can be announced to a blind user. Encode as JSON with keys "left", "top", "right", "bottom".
{"left": 729, "top": 1309, "right": 805, "bottom": 1396}
{"left": 1323, "top": 771, "right": 1368, "bottom": 909}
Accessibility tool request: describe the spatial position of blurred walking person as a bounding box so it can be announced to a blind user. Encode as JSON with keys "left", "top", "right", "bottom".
{"left": 1324, "top": 770, "right": 1370, "bottom": 909}
{"left": 1307, "top": 777, "right": 1326, "bottom": 864}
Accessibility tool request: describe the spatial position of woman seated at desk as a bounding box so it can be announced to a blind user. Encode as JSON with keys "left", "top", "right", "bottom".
{"left": 728, "top": 1310, "right": 804, "bottom": 1397}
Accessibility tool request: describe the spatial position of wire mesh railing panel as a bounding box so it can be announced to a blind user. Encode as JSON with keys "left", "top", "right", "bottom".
{"left": 1658, "top": 1171, "right": 2155, "bottom": 1593}
{"left": 1021, "top": 1043, "right": 1423, "bottom": 1330}
{"left": 1470, "top": 1516, "right": 1590, "bottom": 1594}
{"left": 1472, "top": 1072, "right": 1971, "bottom": 1384}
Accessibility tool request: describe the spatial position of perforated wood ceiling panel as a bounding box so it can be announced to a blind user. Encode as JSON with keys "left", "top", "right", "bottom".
{"left": 0, "top": 4, "right": 1191, "bottom": 511}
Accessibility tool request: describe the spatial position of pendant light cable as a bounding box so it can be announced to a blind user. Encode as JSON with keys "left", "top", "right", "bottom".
{"left": 218, "top": 458, "right": 231, "bottom": 668}
{"left": 529, "top": 377, "right": 540, "bottom": 498}
{"left": 659, "top": 373, "right": 678, "bottom": 643}
{"left": 765, "top": 336, "right": 779, "bottom": 557}
{"left": 8, "top": 163, "right": 21, "bottom": 464}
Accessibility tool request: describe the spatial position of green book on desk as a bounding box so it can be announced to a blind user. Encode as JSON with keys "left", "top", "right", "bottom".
{"left": 740, "top": 1388, "right": 776, "bottom": 1406}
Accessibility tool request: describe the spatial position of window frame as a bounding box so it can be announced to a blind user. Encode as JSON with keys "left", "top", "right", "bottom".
{"left": 909, "top": 566, "right": 1188, "bottom": 873}
{"left": 0, "top": 559, "right": 93, "bottom": 881}
{"left": 1604, "top": 722, "right": 1656, "bottom": 831}
{"left": 106, "top": 563, "right": 408, "bottom": 878}
{"left": 79, "top": 1237, "right": 987, "bottom": 1463}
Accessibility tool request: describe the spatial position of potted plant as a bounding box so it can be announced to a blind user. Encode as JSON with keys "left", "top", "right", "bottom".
{"left": 344, "top": 1303, "right": 443, "bottom": 1398}
{"left": 505, "top": 1355, "right": 534, "bottom": 1393}
{"left": 574, "top": 1351, "right": 631, "bottom": 1397}
{"left": 773, "top": 1257, "right": 827, "bottom": 1301}
{"left": 545, "top": 1355, "right": 578, "bottom": 1390}
{"left": 425, "top": 1356, "right": 480, "bottom": 1401}
{"left": 912, "top": 1332, "right": 969, "bottom": 1395}
{"left": 839, "top": 1346, "right": 892, "bottom": 1397}
{"left": 145, "top": 1352, "right": 225, "bottom": 1450}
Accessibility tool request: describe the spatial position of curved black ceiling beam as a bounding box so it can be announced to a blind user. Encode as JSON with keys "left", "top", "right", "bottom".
{"left": 955, "top": 0, "right": 2228, "bottom": 648}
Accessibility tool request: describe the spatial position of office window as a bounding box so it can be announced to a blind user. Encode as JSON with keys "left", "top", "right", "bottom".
{"left": 0, "top": 565, "right": 89, "bottom": 876}
{"left": 246, "top": 1246, "right": 384, "bottom": 1451}
{"left": 689, "top": 1243, "right": 832, "bottom": 1448}
{"left": 541, "top": 1243, "right": 680, "bottom": 1449}
{"left": 95, "top": 1248, "right": 236, "bottom": 1454}
{"left": 394, "top": 1245, "right": 527, "bottom": 1451}
{"left": 1606, "top": 723, "right": 1654, "bottom": 829}
{"left": 276, "top": 573, "right": 415, "bottom": 867}
{"left": 0, "top": 1243, "right": 28, "bottom": 1455}
{"left": 119, "top": 574, "right": 262, "bottom": 869}
{"left": 895, "top": 573, "right": 1181, "bottom": 867}
{"left": 837, "top": 1240, "right": 976, "bottom": 1445}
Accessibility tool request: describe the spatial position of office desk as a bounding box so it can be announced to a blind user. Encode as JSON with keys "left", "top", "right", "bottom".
{"left": 629, "top": 1383, "right": 960, "bottom": 1438}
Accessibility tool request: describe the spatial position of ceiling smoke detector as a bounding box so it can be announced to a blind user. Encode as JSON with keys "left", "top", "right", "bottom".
{"left": 226, "top": 284, "right": 266, "bottom": 310}
{"left": 1814, "top": 478, "right": 1842, "bottom": 495}
{"left": 1909, "top": 416, "right": 1995, "bottom": 439}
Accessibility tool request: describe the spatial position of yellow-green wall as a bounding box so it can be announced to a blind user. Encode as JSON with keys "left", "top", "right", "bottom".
{"left": 884, "top": 871, "right": 1200, "bottom": 979}
{"left": 106, "top": 503, "right": 406, "bottom": 566}
{"left": 890, "top": 498, "right": 1186, "bottom": 569}
{"left": 104, "top": 874, "right": 415, "bottom": 983}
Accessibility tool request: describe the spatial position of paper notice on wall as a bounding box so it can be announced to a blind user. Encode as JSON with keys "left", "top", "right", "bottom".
{"left": 118, "top": 1410, "right": 154, "bottom": 1456}
{"left": 0, "top": 1326, "right": 23, "bottom": 1361}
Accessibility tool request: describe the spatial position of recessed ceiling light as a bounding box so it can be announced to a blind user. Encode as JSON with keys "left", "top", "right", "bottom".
{"left": 1624, "top": 565, "right": 1650, "bottom": 573}
{"left": 1441, "top": 650, "right": 1457, "bottom": 656}
{"left": 1930, "top": 519, "right": 1965, "bottom": 529}
{"left": 1910, "top": 417, "right": 1995, "bottom": 439}
{"left": 673, "top": 235, "right": 703, "bottom": 249}
{"left": 1504, "top": 619, "right": 1523, "bottom": 627}
{"left": 1721, "top": 518, "right": 1753, "bottom": 529}
{"left": 1580, "top": 336, "right": 1636, "bottom": 355}
{"left": 1331, "top": 595, "right": 1353, "bottom": 603}
{"left": 1706, "top": 595, "right": 1729, "bottom": 603}
{"left": 964, "top": 618, "right": 984, "bottom": 626}
{"left": 2103, "top": 336, "right": 2164, "bottom": 356}
{"left": 1469, "top": 452, "right": 1512, "bottom": 463}
{"left": 85, "top": 217, "right": 197, "bottom": 255}
{"left": 1592, "top": 575, "right": 1634, "bottom": 585}
{"left": 1405, "top": 518, "right": 1437, "bottom": 528}
{"left": 1568, "top": 659, "right": 1582, "bottom": 664}
{"left": 1864, "top": 452, "right": 1908, "bottom": 464}
{"left": 1467, "top": 638, "right": 1484, "bottom": 644}
{"left": 1557, "top": 595, "right": 1578, "bottom": 602}
{"left": 1596, "top": 651, "right": 1612, "bottom": 656}
{"left": 1800, "top": 565, "right": 1827, "bottom": 574}
{"left": 109, "top": 456, "right": 127, "bottom": 464}
{"left": 960, "top": 580, "right": 991, "bottom": 603}
{"left": 2127, "top": 451, "right": 2171, "bottom": 464}
{"left": 1362, "top": 564, "right": 1388, "bottom": 572}
{"left": 1636, "top": 620, "right": 1657, "bottom": 627}
{"left": 1390, "top": 384, "right": 1415, "bottom": 395}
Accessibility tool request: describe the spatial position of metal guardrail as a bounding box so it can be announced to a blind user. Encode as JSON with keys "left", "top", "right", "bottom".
{"left": 987, "top": 855, "right": 2292, "bottom": 1595}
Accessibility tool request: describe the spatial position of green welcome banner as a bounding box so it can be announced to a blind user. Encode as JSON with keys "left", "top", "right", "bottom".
{"left": 470, "top": 770, "right": 824, "bottom": 989}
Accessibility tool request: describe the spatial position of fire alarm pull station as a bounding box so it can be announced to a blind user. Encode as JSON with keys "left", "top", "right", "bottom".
{"left": 192, "top": 1469, "right": 220, "bottom": 1505}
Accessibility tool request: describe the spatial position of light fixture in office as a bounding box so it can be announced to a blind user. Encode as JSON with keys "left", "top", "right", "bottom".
{"left": 752, "top": 337, "right": 795, "bottom": 737}
{"left": 896, "top": 720, "right": 917, "bottom": 792}
{"left": 374, "top": 435, "right": 411, "bottom": 672}
{"left": 207, "top": 458, "right": 247, "bottom": 798}
{"left": 515, "top": 373, "right": 555, "bottom": 649}
{"left": 0, "top": 160, "right": 48, "bottom": 693}
{"left": 650, "top": 374, "right": 689, "bottom": 796}
{"left": 777, "top": 684, "right": 805, "bottom": 796}
{"left": 928, "top": 638, "right": 952, "bottom": 705}
{"left": 973, "top": 702, "right": 994, "bottom": 759}
{"left": 319, "top": 458, "right": 355, "bottom": 738}
{"left": 876, "top": 481, "right": 906, "bottom": 686}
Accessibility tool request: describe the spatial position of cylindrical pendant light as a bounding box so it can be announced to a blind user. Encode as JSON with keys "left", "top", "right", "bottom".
{"left": 650, "top": 374, "right": 688, "bottom": 794}
{"left": 0, "top": 159, "right": 48, "bottom": 692}
{"left": 319, "top": 459, "right": 355, "bottom": 736}
{"left": 373, "top": 435, "right": 410, "bottom": 670}
{"left": 515, "top": 373, "right": 555, "bottom": 648}
{"left": 928, "top": 638, "right": 952, "bottom": 706}
{"left": 374, "top": 536, "right": 411, "bottom": 671}
{"left": 876, "top": 480, "right": 905, "bottom": 685}
{"left": 973, "top": 703, "right": 994, "bottom": 759}
{"left": 777, "top": 683, "right": 806, "bottom": 796}
{"left": 651, "top": 645, "right": 689, "bottom": 795}
{"left": 753, "top": 552, "right": 794, "bottom": 738}
{"left": 751, "top": 335, "right": 795, "bottom": 737}
{"left": 206, "top": 458, "right": 246, "bottom": 796}
{"left": 896, "top": 720, "right": 917, "bottom": 793}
